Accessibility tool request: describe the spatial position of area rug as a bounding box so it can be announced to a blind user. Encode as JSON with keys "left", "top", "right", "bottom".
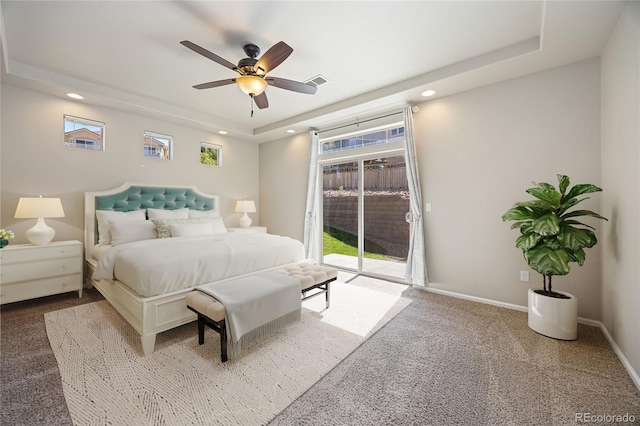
{"left": 44, "top": 280, "right": 410, "bottom": 425}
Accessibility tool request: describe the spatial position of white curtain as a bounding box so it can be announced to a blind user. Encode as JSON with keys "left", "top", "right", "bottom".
{"left": 403, "top": 106, "right": 429, "bottom": 286}
{"left": 303, "top": 130, "right": 321, "bottom": 263}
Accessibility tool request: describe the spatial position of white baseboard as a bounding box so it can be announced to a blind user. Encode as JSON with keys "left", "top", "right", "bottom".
{"left": 412, "top": 284, "right": 640, "bottom": 392}
{"left": 598, "top": 323, "right": 640, "bottom": 392}
{"left": 417, "top": 285, "right": 528, "bottom": 313}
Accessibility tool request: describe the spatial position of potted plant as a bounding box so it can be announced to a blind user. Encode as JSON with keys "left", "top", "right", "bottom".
{"left": 502, "top": 174, "right": 607, "bottom": 340}
{"left": 0, "top": 228, "right": 15, "bottom": 248}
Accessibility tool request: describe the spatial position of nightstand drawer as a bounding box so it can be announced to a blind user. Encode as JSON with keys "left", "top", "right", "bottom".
{"left": 0, "top": 257, "right": 82, "bottom": 284}
{"left": 0, "top": 243, "right": 82, "bottom": 263}
{"left": 0, "top": 274, "right": 82, "bottom": 304}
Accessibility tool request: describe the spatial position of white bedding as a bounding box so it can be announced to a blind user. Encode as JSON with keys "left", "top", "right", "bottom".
{"left": 92, "top": 244, "right": 112, "bottom": 261}
{"left": 93, "top": 232, "right": 305, "bottom": 297}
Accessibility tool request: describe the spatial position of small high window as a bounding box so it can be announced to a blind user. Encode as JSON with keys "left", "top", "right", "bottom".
{"left": 64, "top": 115, "right": 105, "bottom": 151}
{"left": 143, "top": 131, "right": 173, "bottom": 160}
{"left": 200, "top": 142, "right": 222, "bottom": 166}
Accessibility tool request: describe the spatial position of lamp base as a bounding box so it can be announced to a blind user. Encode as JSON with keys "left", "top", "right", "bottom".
{"left": 238, "top": 213, "right": 252, "bottom": 228}
{"left": 26, "top": 217, "right": 55, "bottom": 245}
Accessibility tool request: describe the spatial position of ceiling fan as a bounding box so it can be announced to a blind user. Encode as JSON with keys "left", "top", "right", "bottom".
{"left": 180, "top": 40, "right": 317, "bottom": 115}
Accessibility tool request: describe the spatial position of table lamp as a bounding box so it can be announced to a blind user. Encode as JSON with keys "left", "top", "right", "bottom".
{"left": 14, "top": 196, "right": 65, "bottom": 245}
{"left": 235, "top": 200, "right": 256, "bottom": 228}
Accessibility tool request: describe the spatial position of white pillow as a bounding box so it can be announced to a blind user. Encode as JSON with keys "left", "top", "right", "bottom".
{"left": 109, "top": 220, "right": 157, "bottom": 246}
{"left": 147, "top": 207, "right": 189, "bottom": 220}
{"left": 188, "top": 209, "right": 220, "bottom": 219}
{"left": 169, "top": 222, "right": 214, "bottom": 237}
{"left": 151, "top": 217, "right": 211, "bottom": 238}
{"left": 96, "top": 209, "right": 146, "bottom": 245}
{"left": 210, "top": 217, "right": 227, "bottom": 234}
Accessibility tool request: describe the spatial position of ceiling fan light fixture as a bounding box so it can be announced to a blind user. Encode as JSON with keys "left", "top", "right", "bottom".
{"left": 236, "top": 75, "right": 268, "bottom": 96}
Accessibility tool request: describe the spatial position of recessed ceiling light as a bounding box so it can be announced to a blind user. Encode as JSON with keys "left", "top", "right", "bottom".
{"left": 421, "top": 89, "right": 436, "bottom": 97}
{"left": 286, "top": 129, "right": 295, "bottom": 134}
{"left": 66, "top": 93, "right": 84, "bottom": 100}
{"left": 218, "top": 130, "right": 228, "bottom": 135}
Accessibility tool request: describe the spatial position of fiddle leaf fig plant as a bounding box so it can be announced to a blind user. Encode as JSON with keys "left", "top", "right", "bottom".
{"left": 502, "top": 174, "right": 607, "bottom": 297}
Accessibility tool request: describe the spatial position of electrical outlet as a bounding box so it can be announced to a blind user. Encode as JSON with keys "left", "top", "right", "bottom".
{"left": 425, "top": 203, "right": 432, "bottom": 212}
{"left": 520, "top": 271, "right": 530, "bottom": 282}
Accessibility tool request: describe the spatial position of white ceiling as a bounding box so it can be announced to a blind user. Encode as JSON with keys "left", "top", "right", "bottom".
{"left": 0, "top": 1, "right": 627, "bottom": 143}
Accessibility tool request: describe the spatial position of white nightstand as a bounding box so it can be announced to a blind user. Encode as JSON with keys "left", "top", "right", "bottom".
{"left": 0, "top": 240, "right": 83, "bottom": 304}
{"left": 227, "top": 226, "right": 267, "bottom": 233}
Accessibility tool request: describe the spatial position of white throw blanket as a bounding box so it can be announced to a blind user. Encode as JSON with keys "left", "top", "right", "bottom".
{"left": 197, "top": 272, "right": 302, "bottom": 357}
{"left": 92, "top": 233, "right": 305, "bottom": 297}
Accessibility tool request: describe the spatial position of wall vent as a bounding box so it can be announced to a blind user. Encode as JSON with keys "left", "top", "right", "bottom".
{"left": 305, "top": 74, "right": 330, "bottom": 87}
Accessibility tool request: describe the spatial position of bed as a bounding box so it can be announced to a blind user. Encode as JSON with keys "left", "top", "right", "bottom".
{"left": 84, "top": 183, "right": 305, "bottom": 355}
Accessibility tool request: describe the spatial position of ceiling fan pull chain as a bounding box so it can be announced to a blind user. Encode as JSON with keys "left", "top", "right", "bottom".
{"left": 250, "top": 94, "right": 254, "bottom": 117}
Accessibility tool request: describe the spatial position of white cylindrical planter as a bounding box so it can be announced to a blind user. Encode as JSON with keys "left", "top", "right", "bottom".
{"left": 528, "top": 288, "right": 577, "bottom": 340}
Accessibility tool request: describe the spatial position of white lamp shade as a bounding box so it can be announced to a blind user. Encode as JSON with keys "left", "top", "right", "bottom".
{"left": 235, "top": 200, "right": 256, "bottom": 213}
{"left": 15, "top": 197, "right": 65, "bottom": 245}
{"left": 15, "top": 197, "right": 65, "bottom": 218}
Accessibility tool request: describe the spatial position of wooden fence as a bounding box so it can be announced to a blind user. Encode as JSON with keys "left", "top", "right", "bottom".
{"left": 323, "top": 167, "right": 408, "bottom": 190}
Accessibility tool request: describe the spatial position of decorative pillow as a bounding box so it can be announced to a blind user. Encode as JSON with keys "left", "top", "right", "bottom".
{"left": 169, "top": 222, "right": 214, "bottom": 237}
{"left": 96, "top": 209, "right": 146, "bottom": 245}
{"left": 151, "top": 217, "right": 211, "bottom": 238}
{"left": 147, "top": 207, "right": 189, "bottom": 220}
{"left": 109, "top": 220, "right": 157, "bottom": 246}
{"left": 210, "top": 217, "right": 227, "bottom": 234}
{"left": 188, "top": 209, "right": 221, "bottom": 219}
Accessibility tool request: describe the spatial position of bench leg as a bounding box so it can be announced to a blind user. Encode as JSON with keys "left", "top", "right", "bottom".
{"left": 326, "top": 282, "right": 330, "bottom": 309}
{"left": 220, "top": 320, "right": 228, "bottom": 363}
{"left": 188, "top": 305, "right": 228, "bottom": 363}
{"left": 198, "top": 315, "right": 205, "bottom": 345}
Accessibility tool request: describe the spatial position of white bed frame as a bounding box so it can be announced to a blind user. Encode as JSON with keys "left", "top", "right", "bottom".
{"left": 84, "top": 183, "right": 223, "bottom": 355}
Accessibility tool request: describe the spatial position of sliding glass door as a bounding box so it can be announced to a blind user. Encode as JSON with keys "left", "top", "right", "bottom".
{"left": 322, "top": 161, "right": 360, "bottom": 271}
{"left": 362, "top": 155, "right": 409, "bottom": 278}
{"left": 321, "top": 155, "right": 409, "bottom": 280}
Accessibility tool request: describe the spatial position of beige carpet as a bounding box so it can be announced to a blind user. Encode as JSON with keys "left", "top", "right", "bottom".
{"left": 272, "top": 288, "right": 640, "bottom": 425}
{"left": 44, "top": 281, "right": 410, "bottom": 425}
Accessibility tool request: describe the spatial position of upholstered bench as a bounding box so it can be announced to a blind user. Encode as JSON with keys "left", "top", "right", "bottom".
{"left": 185, "top": 262, "right": 338, "bottom": 362}
{"left": 271, "top": 262, "right": 337, "bottom": 309}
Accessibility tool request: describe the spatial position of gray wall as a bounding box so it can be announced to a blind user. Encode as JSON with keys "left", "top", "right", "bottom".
{"left": 0, "top": 85, "right": 260, "bottom": 244}
{"left": 416, "top": 58, "right": 602, "bottom": 319}
{"left": 260, "top": 58, "right": 603, "bottom": 320}
{"left": 259, "top": 133, "right": 310, "bottom": 240}
{"left": 601, "top": 1, "right": 640, "bottom": 383}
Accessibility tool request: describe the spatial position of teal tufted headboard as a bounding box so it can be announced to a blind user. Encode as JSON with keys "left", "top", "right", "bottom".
{"left": 84, "top": 183, "right": 220, "bottom": 260}
{"left": 95, "top": 186, "right": 216, "bottom": 212}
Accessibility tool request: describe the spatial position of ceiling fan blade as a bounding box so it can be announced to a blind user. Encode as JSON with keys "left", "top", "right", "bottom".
{"left": 193, "top": 78, "right": 236, "bottom": 90}
{"left": 180, "top": 40, "right": 237, "bottom": 71}
{"left": 267, "top": 77, "right": 317, "bottom": 94}
{"left": 254, "top": 41, "right": 293, "bottom": 75}
{"left": 254, "top": 92, "right": 269, "bottom": 109}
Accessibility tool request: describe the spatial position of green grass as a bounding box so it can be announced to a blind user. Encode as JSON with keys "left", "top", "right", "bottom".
{"left": 323, "top": 226, "right": 388, "bottom": 260}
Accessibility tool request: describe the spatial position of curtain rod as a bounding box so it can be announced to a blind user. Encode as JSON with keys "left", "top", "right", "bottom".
{"left": 317, "top": 110, "right": 404, "bottom": 134}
